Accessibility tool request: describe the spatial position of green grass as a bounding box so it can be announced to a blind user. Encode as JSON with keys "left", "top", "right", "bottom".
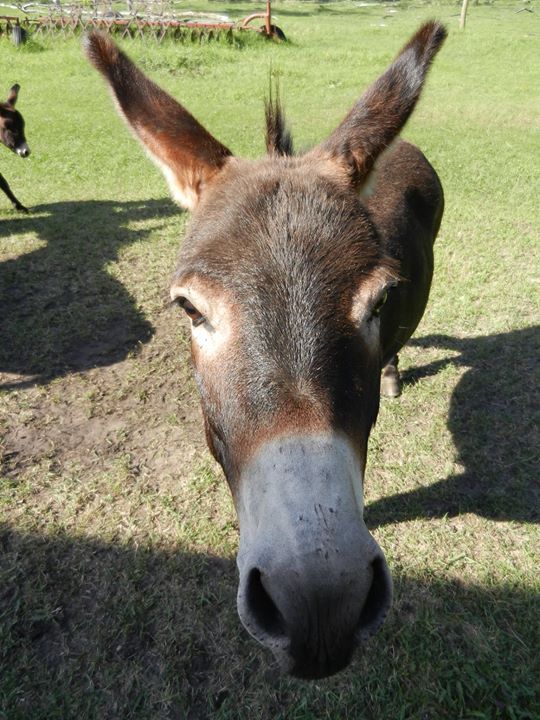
{"left": 1, "top": 2, "right": 539, "bottom": 718}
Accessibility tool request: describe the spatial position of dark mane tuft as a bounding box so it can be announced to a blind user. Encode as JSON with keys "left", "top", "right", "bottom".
{"left": 265, "top": 80, "right": 293, "bottom": 157}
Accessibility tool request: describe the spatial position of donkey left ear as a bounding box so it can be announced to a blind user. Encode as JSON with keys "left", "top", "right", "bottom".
{"left": 7, "top": 84, "right": 20, "bottom": 107}
{"left": 85, "top": 32, "right": 232, "bottom": 211}
{"left": 309, "top": 22, "right": 447, "bottom": 188}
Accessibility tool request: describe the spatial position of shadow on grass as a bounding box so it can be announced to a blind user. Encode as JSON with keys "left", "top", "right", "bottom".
{"left": 0, "top": 199, "right": 179, "bottom": 390}
{"left": 367, "top": 326, "right": 540, "bottom": 527}
{"left": 0, "top": 526, "right": 537, "bottom": 719}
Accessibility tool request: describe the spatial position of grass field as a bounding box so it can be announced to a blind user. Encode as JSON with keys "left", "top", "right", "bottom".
{"left": 1, "top": 2, "right": 539, "bottom": 718}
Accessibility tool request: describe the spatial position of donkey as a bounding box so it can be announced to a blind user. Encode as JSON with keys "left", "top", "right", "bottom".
{"left": 86, "top": 22, "right": 446, "bottom": 679}
{"left": 0, "top": 84, "right": 30, "bottom": 212}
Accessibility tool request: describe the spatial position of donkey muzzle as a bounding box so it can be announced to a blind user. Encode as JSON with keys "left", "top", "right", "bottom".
{"left": 15, "top": 143, "right": 30, "bottom": 158}
{"left": 235, "top": 434, "right": 392, "bottom": 678}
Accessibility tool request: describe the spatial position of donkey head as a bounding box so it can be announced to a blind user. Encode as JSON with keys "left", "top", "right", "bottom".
{"left": 86, "top": 22, "right": 446, "bottom": 678}
{"left": 0, "top": 85, "right": 30, "bottom": 158}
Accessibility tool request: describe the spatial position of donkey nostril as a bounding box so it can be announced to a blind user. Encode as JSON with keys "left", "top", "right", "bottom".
{"left": 245, "top": 567, "right": 287, "bottom": 639}
{"left": 356, "top": 555, "right": 393, "bottom": 642}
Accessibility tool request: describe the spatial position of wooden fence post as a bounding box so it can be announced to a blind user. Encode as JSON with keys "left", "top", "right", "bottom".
{"left": 460, "top": 0, "right": 470, "bottom": 29}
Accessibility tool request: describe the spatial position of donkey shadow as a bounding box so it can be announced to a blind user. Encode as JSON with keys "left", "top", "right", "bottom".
{"left": 0, "top": 199, "right": 179, "bottom": 389}
{"left": 1, "top": 526, "right": 536, "bottom": 718}
{"left": 366, "top": 326, "right": 540, "bottom": 527}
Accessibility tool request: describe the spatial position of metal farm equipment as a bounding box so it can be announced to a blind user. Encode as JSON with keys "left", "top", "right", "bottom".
{"left": 0, "top": 0, "right": 285, "bottom": 44}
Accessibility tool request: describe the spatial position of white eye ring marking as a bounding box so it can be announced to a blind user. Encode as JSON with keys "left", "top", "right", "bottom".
{"left": 170, "top": 282, "right": 233, "bottom": 357}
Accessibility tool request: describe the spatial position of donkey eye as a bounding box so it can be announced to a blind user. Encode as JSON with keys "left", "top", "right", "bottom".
{"left": 371, "top": 291, "right": 388, "bottom": 319}
{"left": 175, "top": 297, "right": 205, "bottom": 327}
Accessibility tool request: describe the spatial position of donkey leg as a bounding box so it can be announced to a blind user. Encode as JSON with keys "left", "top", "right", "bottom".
{"left": 381, "top": 354, "right": 401, "bottom": 398}
{"left": 0, "top": 173, "right": 28, "bottom": 212}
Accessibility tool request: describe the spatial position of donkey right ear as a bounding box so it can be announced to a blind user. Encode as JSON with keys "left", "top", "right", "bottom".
{"left": 7, "top": 84, "right": 20, "bottom": 107}
{"left": 84, "top": 32, "right": 232, "bottom": 211}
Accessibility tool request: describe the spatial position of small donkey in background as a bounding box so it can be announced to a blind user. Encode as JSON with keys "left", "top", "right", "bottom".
{"left": 0, "top": 84, "right": 30, "bottom": 212}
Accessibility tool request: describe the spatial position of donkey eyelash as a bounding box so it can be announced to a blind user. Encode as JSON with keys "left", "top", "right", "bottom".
{"left": 370, "top": 290, "right": 388, "bottom": 319}
{"left": 173, "top": 296, "right": 206, "bottom": 327}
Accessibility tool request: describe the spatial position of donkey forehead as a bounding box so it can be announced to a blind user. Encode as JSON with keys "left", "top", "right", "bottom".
{"left": 194, "top": 156, "right": 360, "bottom": 232}
{"left": 174, "top": 157, "right": 385, "bottom": 298}
{"left": 0, "top": 106, "right": 17, "bottom": 118}
{"left": 0, "top": 107, "right": 24, "bottom": 128}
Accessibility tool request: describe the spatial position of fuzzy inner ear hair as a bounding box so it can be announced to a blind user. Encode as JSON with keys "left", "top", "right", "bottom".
{"left": 84, "top": 31, "right": 232, "bottom": 211}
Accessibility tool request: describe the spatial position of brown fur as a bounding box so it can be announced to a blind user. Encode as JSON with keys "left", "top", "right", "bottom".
{"left": 86, "top": 23, "right": 447, "bottom": 678}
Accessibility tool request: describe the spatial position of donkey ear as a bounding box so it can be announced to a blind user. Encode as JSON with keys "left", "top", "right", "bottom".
{"left": 7, "top": 84, "right": 20, "bottom": 107}
{"left": 310, "top": 21, "right": 447, "bottom": 188}
{"left": 84, "top": 32, "right": 232, "bottom": 210}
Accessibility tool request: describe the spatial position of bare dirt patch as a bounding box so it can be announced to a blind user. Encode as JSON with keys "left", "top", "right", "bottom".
{"left": 1, "top": 306, "right": 209, "bottom": 524}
